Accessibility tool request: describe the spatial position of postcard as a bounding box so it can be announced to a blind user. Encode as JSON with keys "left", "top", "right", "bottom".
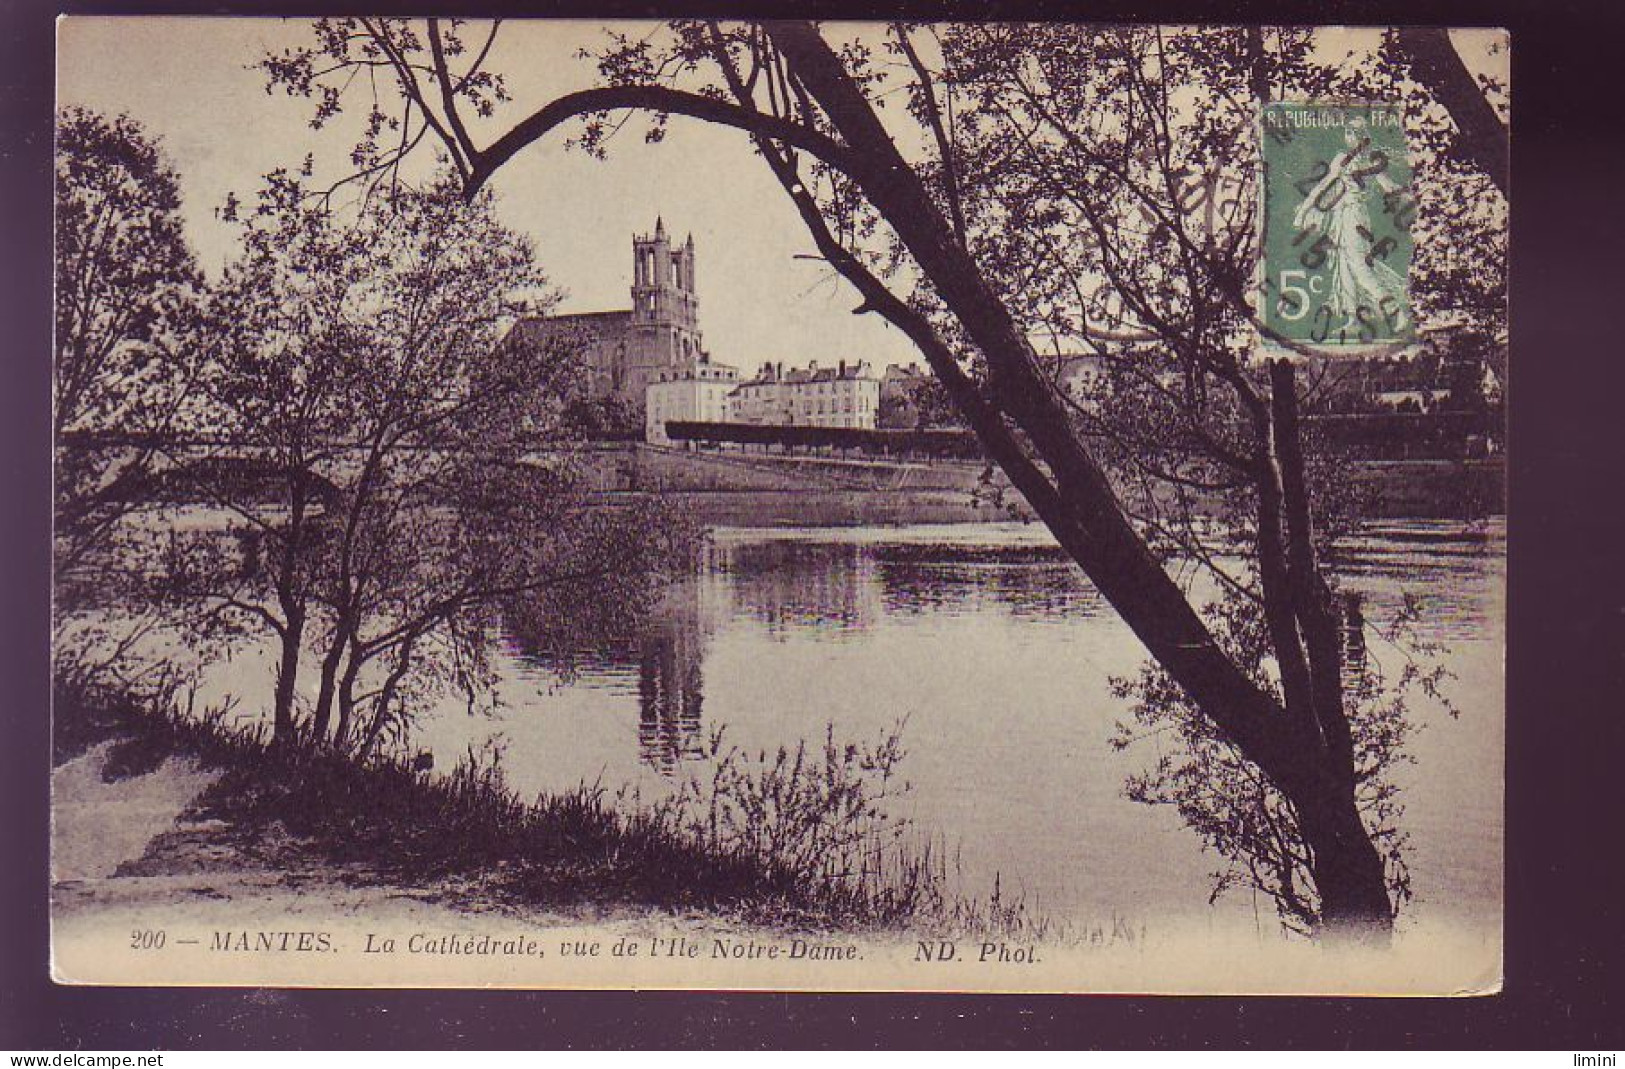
{"left": 50, "top": 17, "right": 1507, "bottom": 993}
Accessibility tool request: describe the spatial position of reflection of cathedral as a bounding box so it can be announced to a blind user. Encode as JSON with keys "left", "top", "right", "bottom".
{"left": 636, "top": 584, "right": 709, "bottom": 774}
{"left": 502, "top": 556, "right": 718, "bottom": 776}
{"left": 637, "top": 635, "right": 704, "bottom": 774}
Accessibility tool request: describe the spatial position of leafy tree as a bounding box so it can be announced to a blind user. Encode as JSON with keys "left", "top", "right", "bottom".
{"left": 261, "top": 19, "right": 1506, "bottom": 939}
{"left": 877, "top": 374, "right": 957, "bottom": 430}
{"left": 54, "top": 108, "right": 201, "bottom": 577}
{"left": 561, "top": 393, "right": 642, "bottom": 438}
{"left": 921, "top": 24, "right": 1501, "bottom": 930}
{"left": 909, "top": 375, "right": 962, "bottom": 429}
{"left": 173, "top": 168, "right": 684, "bottom": 747}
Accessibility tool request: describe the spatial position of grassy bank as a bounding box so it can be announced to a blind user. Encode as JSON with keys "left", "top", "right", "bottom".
{"left": 54, "top": 668, "right": 1051, "bottom": 938}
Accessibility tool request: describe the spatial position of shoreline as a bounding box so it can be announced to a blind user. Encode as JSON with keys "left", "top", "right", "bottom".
{"left": 49, "top": 669, "right": 1500, "bottom": 995}
{"left": 49, "top": 682, "right": 1033, "bottom": 954}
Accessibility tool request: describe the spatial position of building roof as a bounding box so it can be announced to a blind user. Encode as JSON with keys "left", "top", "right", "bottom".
{"left": 737, "top": 360, "right": 877, "bottom": 388}
{"left": 791, "top": 364, "right": 873, "bottom": 384}
{"left": 513, "top": 310, "right": 633, "bottom": 331}
{"left": 502, "top": 312, "right": 634, "bottom": 351}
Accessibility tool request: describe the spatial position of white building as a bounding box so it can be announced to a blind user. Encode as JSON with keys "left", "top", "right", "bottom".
{"left": 644, "top": 361, "right": 740, "bottom": 444}
{"left": 729, "top": 360, "right": 881, "bottom": 430}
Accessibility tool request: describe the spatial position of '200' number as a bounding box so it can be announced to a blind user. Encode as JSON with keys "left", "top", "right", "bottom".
{"left": 130, "top": 929, "right": 166, "bottom": 950}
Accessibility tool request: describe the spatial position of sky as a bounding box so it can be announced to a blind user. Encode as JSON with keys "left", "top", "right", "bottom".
{"left": 57, "top": 19, "right": 1507, "bottom": 375}
{"left": 55, "top": 17, "right": 925, "bottom": 374}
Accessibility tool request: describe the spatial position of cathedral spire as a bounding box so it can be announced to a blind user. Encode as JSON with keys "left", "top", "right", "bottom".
{"left": 655, "top": 215, "right": 666, "bottom": 240}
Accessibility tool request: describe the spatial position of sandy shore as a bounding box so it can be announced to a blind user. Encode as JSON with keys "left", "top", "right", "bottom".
{"left": 50, "top": 739, "right": 809, "bottom": 987}
{"left": 49, "top": 739, "right": 1501, "bottom": 994}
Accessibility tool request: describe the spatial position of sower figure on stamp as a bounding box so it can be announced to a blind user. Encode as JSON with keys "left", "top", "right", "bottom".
{"left": 1293, "top": 124, "right": 1409, "bottom": 339}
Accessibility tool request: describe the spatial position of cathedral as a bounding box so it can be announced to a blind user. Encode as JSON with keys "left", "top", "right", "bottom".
{"left": 503, "top": 218, "right": 737, "bottom": 418}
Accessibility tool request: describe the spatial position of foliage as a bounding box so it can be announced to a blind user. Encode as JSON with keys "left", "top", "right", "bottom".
{"left": 907, "top": 374, "right": 963, "bottom": 429}
{"left": 1109, "top": 588, "right": 1454, "bottom": 934}
{"left": 60, "top": 660, "right": 1046, "bottom": 932}
{"left": 256, "top": 18, "right": 1507, "bottom": 937}
{"left": 561, "top": 393, "right": 642, "bottom": 438}
{"left": 924, "top": 25, "right": 1494, "bottom": 933}
{"left": 165, "top": 166, "right": 688, "bottom": 749}
{"left": 54, "top": 108, "right": 203, "bottom": 575}
{"left": 646, "top": 722, "right": 910, "bottom": 893}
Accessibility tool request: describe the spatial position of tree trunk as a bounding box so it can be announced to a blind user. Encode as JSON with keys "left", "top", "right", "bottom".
{"left": 334, "top": 648, "right": 363, "bottom": 751}
{"left": 1266, "top": 362, "right": 1392, "bottom": 937}
{"left": 358, "top": 640, "right": 416, "bottom": 759}
{"left": 1293, "top": 777, "right": 1394, "bottom": 941}
{"left": 311, "top": 621, "right": 350, "bottom": 744}
{"left": 269, "top": 477, "right": 310, "bottom": 747}
{"left": 271, "top": 601, "right": 304, "bottom": 746}
{"left": 1270, "top": 361, "right": 1358, "bottom": 790}
{"left": 1393, "top": 28, "right": 1508, "bottom": 198}
{"left": 763, "top": 23, "right": 1395, "bottom": 937}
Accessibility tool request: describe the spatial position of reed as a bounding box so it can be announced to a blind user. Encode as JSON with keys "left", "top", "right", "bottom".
{"left": 55, "top": 664, "right": 1057, "bottom": 936}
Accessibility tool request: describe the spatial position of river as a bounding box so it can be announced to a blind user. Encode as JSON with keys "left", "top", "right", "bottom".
{"left": 404, "top": 518, "right": 1504, "bottom": 943}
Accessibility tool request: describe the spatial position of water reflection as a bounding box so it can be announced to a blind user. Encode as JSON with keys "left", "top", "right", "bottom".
{"left": 504, "top": 567, "right": 717, "bottom": 774}
{"left": 1336, "top": 525, "right": 1504, "bottom": 639}
{"left": 503, "top": 529, "right": 1117, "bottom": 775}
{"left": 876, "top": 557, "right": 1103, "bottom": 621}
{"left": 440, "top": 520, "right": 1501, "bottom": 934}
{"left": 635, "top": 591, "right": 708, "bottom": 773}
{"left": 501, "top": 523, "right": 1496, "bottom": 778}
{"left": 720, "top": 540, "right": 881, "bottom": 635}
{"left": 719, "top": 537, "right": 1105, "bottom": 631}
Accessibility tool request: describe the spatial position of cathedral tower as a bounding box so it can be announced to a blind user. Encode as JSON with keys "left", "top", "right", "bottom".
{"left": 630, "top": 217, "right": 702, "bottom": 365}
{"left": 504, "top": 219, "right": 727, "bottom": 424}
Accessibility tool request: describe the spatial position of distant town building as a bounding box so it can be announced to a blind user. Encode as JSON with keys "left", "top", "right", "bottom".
{"left": 728, "top": 360, "right": 881, "bottom": 431}
{"left": 877, "top": 364, "right": 926, "bottom": 428}
{"left": 498, "top": 219, "right": 912, "bottom": 444}
{"left": 645, "top": 362, "right": 740, "bottom": 444}
{"left": 502, "top": 218, "right": 733, "bottom": 420}
{"left": 1324, "top": 325, "right": 1506, "bottom": 414}
{"left": 730, "top": 363, "right": 797, "bottom": 426}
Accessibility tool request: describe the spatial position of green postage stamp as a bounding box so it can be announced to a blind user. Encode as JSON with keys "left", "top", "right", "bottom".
{"left": 1261, "top": 101, "right": 1416, "bottom": 351}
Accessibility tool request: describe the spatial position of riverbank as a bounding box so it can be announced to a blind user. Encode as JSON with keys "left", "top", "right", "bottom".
{"left": 571, "top": 448, "right": 1503, "bottom": 526}
{"left": 50, "top": 716, "right": 1500, "bottom": 994}
{"left": 54, "top": 733, "right": 866, "bottom": 986}
{"left": 50, "top": 672, "right": 1047, "bottom": 963}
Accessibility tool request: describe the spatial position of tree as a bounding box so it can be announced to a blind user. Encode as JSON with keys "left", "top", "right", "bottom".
{"left": 1392, "top": 28, "right": 1509, "bottom": 199}
{"left": 561, "top": 393, "right": 641, "bottom": 438}
{"left": 918, "top": 24, "right": 1505, "bottom": 929}
{"left": 173, "top": 167, "right": 684, "bottom": 747}
{"left": 54, "top": 108, "right": 201, "bottom": 578}
{"left": 261, "top": 19, "right": 1507, "bottom": 939}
